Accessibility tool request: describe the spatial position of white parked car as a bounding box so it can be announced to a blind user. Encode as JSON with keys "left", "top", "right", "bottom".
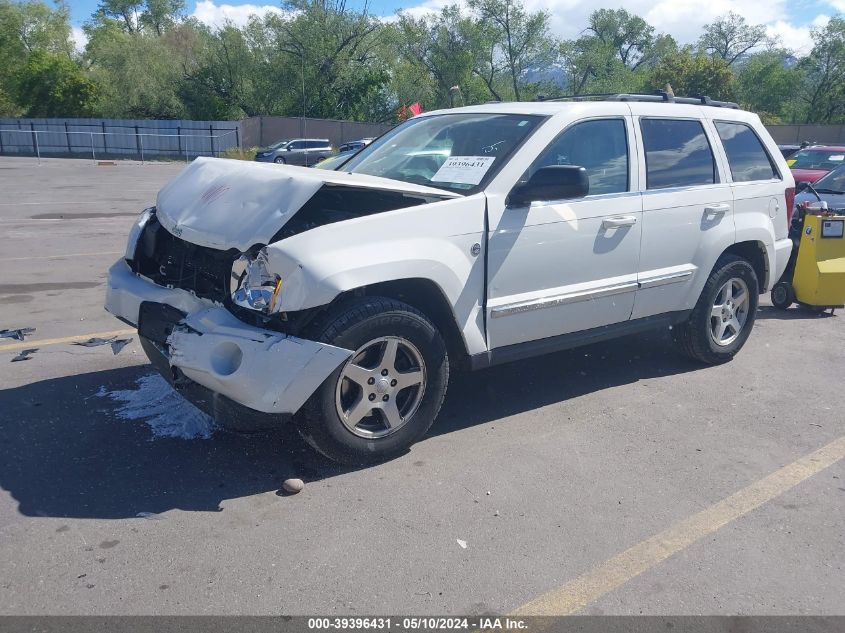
{"left": 106, "top": 94, "right": 795, "bottom": 464}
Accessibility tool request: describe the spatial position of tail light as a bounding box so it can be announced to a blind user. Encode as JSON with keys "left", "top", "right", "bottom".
{"left": 785, "top": 186, "right": 795, "bottom": 229}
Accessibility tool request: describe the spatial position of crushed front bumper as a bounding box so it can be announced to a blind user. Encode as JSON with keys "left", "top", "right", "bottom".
{"left": 105, "top": 260, "right": 352, "bottom": 428}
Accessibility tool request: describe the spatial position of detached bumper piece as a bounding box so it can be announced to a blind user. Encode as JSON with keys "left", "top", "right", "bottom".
{"left": 106, "top": 260, "right": 352, "bottom": 430}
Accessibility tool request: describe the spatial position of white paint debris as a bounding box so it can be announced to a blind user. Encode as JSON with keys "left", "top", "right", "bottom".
{"left": 456, "top": 539, "right": 467, "bottom": 549}
{"left": 98, "top": 373, "right": 214, "bottom": 440}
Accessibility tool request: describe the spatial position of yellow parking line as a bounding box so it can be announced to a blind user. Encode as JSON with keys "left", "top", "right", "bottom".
{"left": 0, "top": 328, "right": 135, "bottom": 352}
{"left": 513, "top": 434, "right": 845, "bottom": 616}
{"left": 0, "top": 251, "right": 121, "bottom": 262}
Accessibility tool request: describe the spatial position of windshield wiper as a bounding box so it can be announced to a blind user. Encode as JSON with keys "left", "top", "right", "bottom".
{"left": 812, "top": 188, "right": 844, "bottom": 194}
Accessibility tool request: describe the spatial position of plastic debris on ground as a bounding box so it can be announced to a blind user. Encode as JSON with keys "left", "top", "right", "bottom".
{"left": 110, "top": 338, "right": 133, "bottom": 355}
{"left": 96, "top": 373, "right": 214, "bottom": 439}
{"left": 73, "top": 335, "right": 133, "bottom": 355}
{"left": 456, "top": 539, "right": 467, "bottom": 549}
{"left": 74, "top": 336, "right": 117, "bottom": 348}
{"left": 11, "top": 348, "right": 38, "bottom": 362}
{"left": 1, "top": 327, "right": 35, "bottom": 341}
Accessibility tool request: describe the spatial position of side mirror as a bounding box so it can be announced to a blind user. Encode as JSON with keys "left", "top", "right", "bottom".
{"left": 508, "top": 165, "right": 589, "bottom": 207}
{"left": 796, "top": 181, "right": 808, "bottom": 192}
{"left": 287, "top": 147, "right": 293, "bottom": 151}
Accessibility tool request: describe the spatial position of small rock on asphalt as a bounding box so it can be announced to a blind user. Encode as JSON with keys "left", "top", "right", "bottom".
{"left": 282, "top": 478, "right": 304, "bottom": 494}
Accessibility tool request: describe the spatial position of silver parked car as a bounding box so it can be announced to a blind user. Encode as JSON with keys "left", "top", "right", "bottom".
{"left": 254, "top": 138, "right": 333, "bottom": 166}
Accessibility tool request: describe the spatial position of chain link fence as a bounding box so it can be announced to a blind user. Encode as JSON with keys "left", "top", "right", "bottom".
{"left": 0, "top": 119, "right": 241, "bottom": 163}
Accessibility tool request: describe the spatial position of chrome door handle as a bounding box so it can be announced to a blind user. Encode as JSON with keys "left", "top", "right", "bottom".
{"left": 602, "top": 216, "right": 638, "bottom": 229}
{"left": 704, "top": 204, "right": 730, "bottom": 215}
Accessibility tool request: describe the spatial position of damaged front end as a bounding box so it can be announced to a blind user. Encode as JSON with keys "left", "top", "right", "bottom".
{"left": 106, "top": 158, "right": 454, "bottom": 431}
{"left": 107, "top": 256, "right": 352, "bottom": 431}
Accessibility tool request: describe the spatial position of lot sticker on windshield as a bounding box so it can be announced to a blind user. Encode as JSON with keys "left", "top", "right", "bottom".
{"left": 829, "top": 155, "right": 845, "bottom": 161}
{"left": 431, "top": 156, "right": 496, "bottom": 185}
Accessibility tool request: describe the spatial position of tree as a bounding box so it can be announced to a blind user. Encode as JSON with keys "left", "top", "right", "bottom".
{"left": 271, "top": 0, "right": 392, "bottom": 120}
{"left": 736, "top": 50, "right": 802, "bottom": 122}
{"left": 84, "top": 26, "right": 188, "bottom": 118}
{"left": 584, "top": 8, "right": 656, "bottom": 69}
{"left": 699, "top": 12, "right": 773, "bottom": 65}
{"left": 141, "top": 0, "right": 184, "bottom": 36}
{"left": 93, "top": 0, "right": 183, "bottom": 34}
{"left": 649, "top": 46, "right": 734, "bottom": 99}
{"left": 95, "top": 0, "right": 143, "bottom": 32}
{"left": 394, "top": 6, "right": 477, "bottom": 109}
{"left": 14, "top": 49, "right": 97, "bottom": 116}
{"left": 0, "top": 0, "right": 76, "bottom": 115}
{"left": 467, "top": 0, "right": 555, "bottom": 101}
{"left": 561, "top": 10, "right": 675, "bottom": 96}
{"left": 799, "top": 17, "right": 845, "bottom": 123}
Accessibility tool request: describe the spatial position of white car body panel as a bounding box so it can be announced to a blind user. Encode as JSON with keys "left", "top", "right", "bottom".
{"left": 155, "top": 156, "right": 458, "bottom": 251}
{"left": 264, "top": 194, "right": 488, "bottom": 356}
{"left": 483, "top": 105, "right": 642, "bottom": 348}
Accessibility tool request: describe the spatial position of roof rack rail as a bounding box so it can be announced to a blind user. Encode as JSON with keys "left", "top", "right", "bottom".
{"left": 536, "top": 91, "right": 739, "bottom": 109}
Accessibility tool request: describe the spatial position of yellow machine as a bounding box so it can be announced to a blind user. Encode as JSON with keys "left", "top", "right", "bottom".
{"left": 772, "top": 213, "right": 845, "bottom": 313}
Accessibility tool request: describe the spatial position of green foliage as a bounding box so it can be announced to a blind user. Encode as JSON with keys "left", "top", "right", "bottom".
{"left": 648, "top": 47, "right": 735, "bottom": 100}
{"left": 798, "top": 17, "right": 845, "bottom": 124}
{"left": 736, "top": 50, "right": 803, "bottom": 122}
{"left": 13, "top": 49, "right": 97, "bottom": 116}
{"left": 1, "top": 0, "right": 844, "bottom": 126}
{"left": 219, "top": 146, "right": 257, "bottom": 160}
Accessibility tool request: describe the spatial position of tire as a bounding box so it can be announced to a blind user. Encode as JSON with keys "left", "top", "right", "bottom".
{"left": 274, "top": 157, "right": 286, "bottom": 164}
{"left": 771, "top": 281, "right": 794, "bottom": 310}
{"left": 297, "top": 296, "right": 449, "bottom": 464}
{"left": 673, "top": 254, "right": 759, "bottom": 365}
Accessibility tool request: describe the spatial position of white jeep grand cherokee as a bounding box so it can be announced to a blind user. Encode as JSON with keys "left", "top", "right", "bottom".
{"left": 106, "top": 95, "right": 795, "bottom": 464}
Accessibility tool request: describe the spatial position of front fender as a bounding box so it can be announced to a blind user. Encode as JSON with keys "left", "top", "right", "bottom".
{"left": 264, "top": 195, "right": 488, "bottom": 355}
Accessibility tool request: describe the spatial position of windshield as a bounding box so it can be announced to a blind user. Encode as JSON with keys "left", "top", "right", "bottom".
{"left": 268, "top": 140, "right": 289, "bottom": 150}
{"left": 342, "top": 113, "right": 543, "bottom": 193}
{"left": 810, "top": 165, "right": 845, "bottom": 193}
{"left": 314, "top": 151, "right": 356, "bottom": 170}
{"left": 789, "top": 149, "right": 845, "bottom": 170}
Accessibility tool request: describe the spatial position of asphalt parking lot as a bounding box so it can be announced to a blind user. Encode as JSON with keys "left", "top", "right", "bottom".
{"left": 0, "top": 155, "right": 843, "bottom": 616}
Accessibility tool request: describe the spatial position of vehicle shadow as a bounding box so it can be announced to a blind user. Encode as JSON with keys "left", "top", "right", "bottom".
{"left": 433, "top": 328, "right": 699, "bottom": 436}
{"left": 0, "top": 329, "right": 699, "bottom": 519}
{"left": 755, "top": 305, "right": 837, "bottom": 321}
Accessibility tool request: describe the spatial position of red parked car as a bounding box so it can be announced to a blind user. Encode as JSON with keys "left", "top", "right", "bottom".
{"left": 788, "top": 145, "right": 845, "bottom": 184}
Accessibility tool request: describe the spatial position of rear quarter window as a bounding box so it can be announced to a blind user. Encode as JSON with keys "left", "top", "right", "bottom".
{"left": 715, "top": 121, "right": 779, "bottom": 182}
{"left": 640, "top": 119, "right": 717, "bottom": 189}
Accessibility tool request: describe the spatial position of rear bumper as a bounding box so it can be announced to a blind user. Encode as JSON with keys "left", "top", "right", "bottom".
{"left": 105, "top": 260, "right": 352, "bottom": 422}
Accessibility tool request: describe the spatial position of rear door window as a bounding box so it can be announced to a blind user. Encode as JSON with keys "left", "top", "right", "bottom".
{"left": 715, "top": 122, "right": 779, "bottom": 182}
{"left": 640, "top": 119, "right": 717, "bottom": 189}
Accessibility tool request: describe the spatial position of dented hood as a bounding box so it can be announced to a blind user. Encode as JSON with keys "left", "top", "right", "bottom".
{"left": 155, "top": 157, "right": 458, "bottom": 251}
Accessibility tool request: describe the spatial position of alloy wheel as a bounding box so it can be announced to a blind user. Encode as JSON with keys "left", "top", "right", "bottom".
{"left": 710, "top": 277, "right": 750, "bottom": 346}
{"left": 334, "top": 336, "right": 427, "bottom": 439}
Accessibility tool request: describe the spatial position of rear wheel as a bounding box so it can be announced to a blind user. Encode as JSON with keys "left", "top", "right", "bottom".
{"left": 771, "top": 281, "right": 794, "bottom": 310}
{"left": 674, "top": 254, "right": 759, "bottom": 364}
{"left": 297, "top": 297, "right": 449, "bottom": 464}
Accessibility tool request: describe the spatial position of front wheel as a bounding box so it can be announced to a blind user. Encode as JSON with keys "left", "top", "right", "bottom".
{"left": 297, "top": 297, "right": 449, "bottom": 464}
{"left": 274, "top": 157, "right": 286, "bottom": 164}
{"left": 674, "top": 254, "right": 759, "bottom": 364}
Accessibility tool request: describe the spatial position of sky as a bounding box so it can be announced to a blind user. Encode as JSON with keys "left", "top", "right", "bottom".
{"left": 66, "top": 0, "right": 843, "bottom": 56}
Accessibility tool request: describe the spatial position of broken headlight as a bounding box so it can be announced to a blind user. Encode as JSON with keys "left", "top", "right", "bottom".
{"left": 231, "top": 249, "right": 282, "bottom": 313}
{"left": 125, "top": 207, "right": 154, "bottom": 261}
